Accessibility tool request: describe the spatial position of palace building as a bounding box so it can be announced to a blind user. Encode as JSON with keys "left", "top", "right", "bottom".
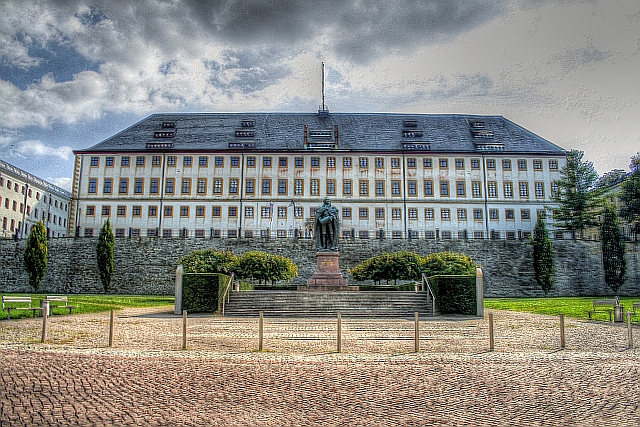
{"left": 1, "top": 159, "right": 72, "bottom": 239}
{"left": 69, "top": 111, "right": 566, "bottom": 240}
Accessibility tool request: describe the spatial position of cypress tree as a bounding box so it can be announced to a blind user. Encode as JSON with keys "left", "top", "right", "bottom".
{"left": 600, "top": 204, "right": 626, "bottom": 295}
{"left": 24, "top": 221, "right": 48, "bottom": 292}
{"left": 97, "top": 218, "right": 115, "bottom": 292}
{"left": 532, "top": 214, "right": 554, "bottom": 295}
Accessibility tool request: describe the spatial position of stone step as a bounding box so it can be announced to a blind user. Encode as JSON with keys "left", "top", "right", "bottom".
{"left": 223, "top": 291, "right": 436, "bottom": 318}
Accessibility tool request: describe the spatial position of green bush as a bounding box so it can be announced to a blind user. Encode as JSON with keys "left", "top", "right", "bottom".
{"left": 430, "top": 275, "right": 476, "bottom": 315}
{"left": 234, "top": 251, "right": 298, "bottom": 284}
{"left": 422, "top": 252, "right": 475, "bottom": 277}
{"left": 182, "top": 273, "right": 226, "bottom": 313}
{"left": 24, "top": 221, "right": 48, "bottom": 292}
{"left": 179, "top": 250, "right": 237, "bottom": 274}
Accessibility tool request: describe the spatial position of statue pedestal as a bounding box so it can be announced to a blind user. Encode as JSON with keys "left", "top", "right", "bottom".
{"left": 299, "top": 251, "right": 358, "bottom": 291}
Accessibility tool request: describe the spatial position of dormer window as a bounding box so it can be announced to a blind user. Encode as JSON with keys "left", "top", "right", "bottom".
{"left": 235, "top": 130, "right": 255, "bottom": 138}
{"left": 402, "top": 130, "right": 423, "bottom": 138}
{"left": 154, "top": 131, "right": 175, "bottom": 138}
{"left": 470, "top": 121, "right": 485, "bottom": 129}
{"left": 403, "top": 120, "right": 418, "bottom": 127}
{"left": 309, "top": 129, "right": 333, "bottom": 138}
{"left": 241, "top": 120, "right": 255, "bottom": 128}
{"left": 471, "top": 130, "right": 494, "bottom": 139}
{"left": 162, "top": 121, "right": 176, "bottom": 128}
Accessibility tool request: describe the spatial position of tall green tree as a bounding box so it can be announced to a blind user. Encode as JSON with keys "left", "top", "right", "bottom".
{"left": 97, "top": 218, "right": 115, "bottom": 292}
{"left": 600, "top": 203, "right": 626, "bottom": 295}
{"left": 531, "top": 213, "right": 554, "bottom": 295}
{"left": 619, "top": 168, "right": 640, "bottom": 239}
{"left": 551, "top": 150, "right": 603, "bottom": 239}
{"left": 23, "top": 221, "right": 48, "bottom": 292}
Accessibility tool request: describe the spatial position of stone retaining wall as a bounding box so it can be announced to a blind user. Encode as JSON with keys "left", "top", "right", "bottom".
{"left": 0, "top": 237, "right": 638, "bottom": 297}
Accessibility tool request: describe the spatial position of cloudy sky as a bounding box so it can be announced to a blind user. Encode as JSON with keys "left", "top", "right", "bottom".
{"left": 1, "top": 0, "right": 639, "bottom": 191}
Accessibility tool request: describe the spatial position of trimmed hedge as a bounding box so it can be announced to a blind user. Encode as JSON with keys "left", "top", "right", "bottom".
{"left": 182, "top": 273, "right": 228, "bottom": 313}
{"left": 430, "top": 274, "right": 476, "bottom": 315}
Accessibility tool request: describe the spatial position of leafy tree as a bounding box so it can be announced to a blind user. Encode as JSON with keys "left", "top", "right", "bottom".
{"left": 531, "top": 213, "right": 555, "bottom": 295}
{"left": 179, "top": 249, "right": 237, "bottom": 274}
{"left": 600, "top": 203, "right": 626, "bottom": 295}
{"left": 619, "top": 169, "right": 640, "bottom": 237}
{"left": 96, "top": 219, "right": 114, "bottom": 292}
{"left": 23, "top": 221, "right": 48, "bottom": 292}
{"left": 551, "top": 150, "right": 603, "bottom": 239}
{"left": 234, "top": 251, "right": 298, "bottom": 284}
{"left": 421, "top": 252, "right": 476, "bottom": 277}
{"left": 349, "top": 251, "right": 423, "bottom": 285}
{"left": 630, "top": 152, "right": 640, "bottom": 173}
{"left": 595, "top": 169, "right": 627, "bottom": 189}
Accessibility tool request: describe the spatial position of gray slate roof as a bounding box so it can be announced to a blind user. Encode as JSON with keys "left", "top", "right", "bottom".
{"left": 78, "top": 112, "right": 565, "bottom": 155}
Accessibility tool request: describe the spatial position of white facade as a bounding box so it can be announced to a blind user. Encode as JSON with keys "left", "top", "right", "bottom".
{"left": 0, "top": 160, "right": 72, "bottom": 239}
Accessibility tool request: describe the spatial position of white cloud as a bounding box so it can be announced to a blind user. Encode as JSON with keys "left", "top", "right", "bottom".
{"left": 48, "top": 176, "right": 72, "bottom": 191}
{"left": 7, "top": 139, "right": 73, "bottom": 160}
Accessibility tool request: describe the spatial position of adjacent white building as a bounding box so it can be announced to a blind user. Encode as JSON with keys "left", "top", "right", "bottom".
{"left": 0, "top": 159, "right": 72, "bottom": 239}
{"left": 70, "top": 112, "right": 566, "bottom": 240}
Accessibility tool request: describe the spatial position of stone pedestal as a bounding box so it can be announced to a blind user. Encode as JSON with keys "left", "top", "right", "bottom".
{"left": 299, "top": 251, "right": 358, "bottom": 291}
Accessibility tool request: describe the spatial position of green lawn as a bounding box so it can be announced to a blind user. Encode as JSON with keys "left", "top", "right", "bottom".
{"left": 1, "top": 294, "right": 174, "bottom": 320}
{"left": 485, "top": 296, "right": 639, "bottom": 321}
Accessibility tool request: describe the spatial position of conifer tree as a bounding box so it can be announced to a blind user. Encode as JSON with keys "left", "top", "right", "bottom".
{"left": 532, "top": 214, "right": 554, "bottom": 295}
{"left": 600, "top": 204, "right": 626, "bottom": 295}
{"left": 24, "top": 221, "right": 48, "bottom": 292}
{"left": 97, "top": 218, "right": 115, "bottom": 292}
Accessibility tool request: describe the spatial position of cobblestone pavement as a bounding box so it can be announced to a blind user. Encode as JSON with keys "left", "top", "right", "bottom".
{"left": 1, "top": 308, "right": 639, "bottom": 426}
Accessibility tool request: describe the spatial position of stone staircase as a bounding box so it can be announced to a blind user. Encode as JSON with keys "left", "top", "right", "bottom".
{"left": 222, "top": 291, "right": 436, "bottom": 318}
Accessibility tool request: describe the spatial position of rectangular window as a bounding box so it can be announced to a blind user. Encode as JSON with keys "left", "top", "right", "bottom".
{"left": 152, "top": 156, "right": 161, "bottom": 166}
{"left": 391, "top": 158, "right": 401, "bottom": 169}
{"left": 84, "top": 229, "right": 94, "bottom": 237}
{"left": 262, "top": 179, "right": 272, "bottom": 195}
{"left": 505, "top": 209, "right": 515, "bottom": 220}
{"left": 278, "top": 179, "right": 288, "bottom": 195}
{"left": 105, "top": 157, "right": 114, "bottom": 167}
{"left": 549, "top": 160, "right": 558, "bottom": 170}
{"left": 163, "top": 229, "right": 172, "bottom": 238}
{"left": 278, "top": 207, "right": 287, "bottom": 219}
{"left": 502, "top": 159, "right": 511, "bottom": 170}
{"left": 200, "top": 156, "right": 209, "bottom": 167}
{"left": 91, "top": 157, "right": 99, "bottom": 167}
{"left": 89, "top": 179, "right": 97, "bottom": 194}
{"left": 311, "top": 157, "right": 320, "bottom": 168}
{"left": 425, "top": 208, "right": 435, "bottom": 220}
{"left": 439, "top": 158, "right": 448, "bottom": 168}
{"left": 196, "top": 206, "right": 205, "bottom": 217}
{"left": 423, "top": 158, "right": 432, "bottom": 168}
{"left": 214, "top": 156, "right": 224, "bottom": 167}
{"left": 147, "top": 228, "right": 157, "bottom": 237}
{"left": 295, "top": 157, "right": 303, "bottom": 168}
{"left": 134, "top": 178, "right": 143, "bottom": 194}
{"left": 164, "top": 206, "right": 173, "bottom": 217}
{"left": 343, "top": 180, "right": 352, "bottom": 196}
{"left": 440, "top": 181, "right": 449, "bottom": 196}
{"left": 86, "top": 206, "right": 95, "bottom": 216}
{"left": 535, "top": 182, "right": 545, "bottom": 198}
{"left": 102, "top": 205, "right": 111, "bottom": 216}
{"left": 486, "top": 159, "right": 495, "bottom": 170}
{"left": 123, "top": 157, "right": 132, "bottom": 167}
{"left": 165, "top": 178, "right": 174, "bottom": 194}
{"left": 441, "top": 209, "right": 450, "bottom": 220}
{"left": 103, "top": 178, "right": 112, "bottom": 194}
{"left": 455, "top": 158, "right": 464, "bottom": 169}
{"left": 503, "top": 182, "right": 513, "bottom": 198}
{"left": 392, "top": 208, "right": 401, "bottom": 220}
{"left": 294, "top": 207, "right": 303, "bottom": 218}
{"left": 457, "top": 209, "right": 467, "bottom": 220}
{"left": 167, "top": 156, "right": 176, "bottom": 166}
{"left": 359, "top": 208, "right": 368, "bottom": 219}
{"left": 132, "top": 206, "right": 141, "bottom": 216}
{"left": 359, "top": 157, "right": 368, "bottom": 168}
{"left": 195, "top": 230, "right": 205, "bottom": 238}
{"left": 183, "top": 156, "right": 192, "bottom": 167}
{"left": 533, "top": 159, "right": 543, "bottom": 170}
{"left": 279, "top": 157, "right": 288, "bottom": 168}
{"left": 408, "top": 180, "right": 417, "bottom": 197}
{"left": 261, "top": 207, "right": 271, "bottom": 218}
{"left": 489, "top": 209, "right": 499, "bottom": 220}
{"left": 229, "top": 179, "right": 238, "bottom": 194}
{"left": 119, "top": 179, "right": 128, "bottom": 194}
{"left": 456, "top": 181, "right": 465, "bottom": 197}
{"left": 473, "top": 209, "right": 483, "bottom": 220}
{"left": 247, "top": 156, "right": 256, "bottom": 167}
{"left": 472, "top": 181, "right": 481, "bottom": 198}
{"left": 231, "top": 156, "right": 240, "bottom": 167}
{"left": 181, "top": 178, "right": 191, "bottom": 194}
{"left": 150, "top": 178, "right": 159, "bottom": 194}
{"left": 327, "top": 157, "right": 336, "bottom": 168}
{"left": 136, "top": 156, "right": 145, "bottom": 167}
{"left": 244, "top": 207, "right": 253, "bottom": 218}
{"left": 211, "top": 178, "right": 223, "bottom": 194}
{"left": 518, "top": 159, "right": 527, "bottom": 171}
{"left": 375, "top": 208, "right": 385, "bottom": 219}
{"left": 521, "top": 209, "right": 531, "bottom": 220}
{"left": 471, "top": 158, "right": 480, "bottom": 169}
{"left": 263, "top": 157, "right": 272, "bottom": 167}
{"left": 246, "top": 179, "right": 255, "bottom": 194}
{"left": 359, "top": 180, "right": 369, "bottom": 196}
{"left": 294, "top": 179, "right": 304, "bottom": 196}
{"left": 148, "top": 206, "right": 157, "bottom": 217}
{"left": 375, "top": 157, "right": 384, "bottom": 168}
{"left": 310, "top": 179, "right": 319, "bottom": 196}
{"left": 406, "top": 158, "right": 416, "bottom": 168}
{"left": 519, "top": 182, "right": 529, "bottom": 198}
{"left": 551, "top": 182, "right": 559, "bottom": 196}
{"left": 212, "top": 206, "right": 222, "bottom": 217}
{"left": 326, "top": 179, "right": 336, "bottom": 196}
{"left": 391, "top": 180, "right": 401, "bottom": 196}
{"left": 424, "top": 180, "right": 434, "bottom": 197}
{"left": 375, "top": 180, "right": 385, "bottom": 196}
{"left": 488, "top": 181, "right": 497, "bottom": 198}
{"left": 198, "top": 178, "right": 208, "bottom": 194}
{"left": 474, "top": 231, "right": 484, "bottom": 239}
{"left": 228, "top": 207, "right": 237, "bottom": 217}
{"left": 343, "top": 157, "right": 352, "bottom": 168}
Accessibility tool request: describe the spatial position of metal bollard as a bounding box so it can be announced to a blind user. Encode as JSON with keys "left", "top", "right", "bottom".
{"left": 488, "top": 312, "right": 494, "bottom": 352}
{"left": 414, "top": 312, "right": 420, "bottom": 352}
{"left": 41, "top": 300, "right": 50, "bottom": 343}
{"left": 182, "top": 310, "right": 187, "bottom": 350}
{"left": 560, "top": 313, "right": 565, "bottom": 349}
{"left": 259, "top": 312, "right": 264, "bottom": 352}
{"left": 337, "top": 313, "right": 342, "bottom": 353}
{"left": 628, "top": 311, "right": 633, "bottom": 350}
{"left": 108, "top": 310, "right": 115, "bottom": 347}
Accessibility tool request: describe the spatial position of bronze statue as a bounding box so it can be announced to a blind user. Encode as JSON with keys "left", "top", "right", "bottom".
{"left": 315, "top": 198, "right": 339, "bottom": 251}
